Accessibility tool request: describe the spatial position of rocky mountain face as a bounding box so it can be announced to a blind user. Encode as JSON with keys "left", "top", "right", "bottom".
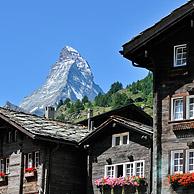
{"left": 20, "top": 46, "right": 103, "bottom": 115}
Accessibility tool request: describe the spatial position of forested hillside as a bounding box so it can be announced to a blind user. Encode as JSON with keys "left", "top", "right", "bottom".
{"left": 55, "top": 72, "right": 153, "bottom": 123}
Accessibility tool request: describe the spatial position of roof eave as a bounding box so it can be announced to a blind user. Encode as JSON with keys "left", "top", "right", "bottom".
{"left": 122, "top": 2, "right": 194, "bottom": 60}
{"left": 0, "top": 113, "right": 36, "bottom": 139}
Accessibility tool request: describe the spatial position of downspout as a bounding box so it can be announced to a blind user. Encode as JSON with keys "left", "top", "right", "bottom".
{"left": 84, "top": 144, "right": 92, "bottom": 194}
{"left": 19, "top": 144, "right": 24, "bottom": 194}
{"left": 40, "top": 148, "right": 46, "bottom": 194}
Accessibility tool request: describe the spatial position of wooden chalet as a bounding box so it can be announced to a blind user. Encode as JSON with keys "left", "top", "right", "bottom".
{"left": 78, "top": 104, "right": 153, "bottom": 194}
{"left": 0, "top": 103, "right": 153, "bottom": 194}
{"left": 0, "top": 107, "right": 89, "bottom": 194}
{"left": 80, "top": 115, "right": 153, "bottom": 194}
{"left": 121, "top": 1, "right": 194, "bottom": 194}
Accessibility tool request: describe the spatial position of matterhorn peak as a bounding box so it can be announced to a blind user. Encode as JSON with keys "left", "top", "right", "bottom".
{"left": 20, "top": 46, "right": 103, "bottom": 115}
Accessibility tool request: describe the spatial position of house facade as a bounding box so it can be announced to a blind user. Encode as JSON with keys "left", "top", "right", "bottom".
{"left": 0, "top": 108, "right": 89, "bottom": 194}
{"left": 0, "top": 104, "right": 152, "bottom": 194}
{"left": 121, "top": 1, "right": 194, "bottom": 194}
{"left": 79, "top": 107, "right": 153, "bottom": 194}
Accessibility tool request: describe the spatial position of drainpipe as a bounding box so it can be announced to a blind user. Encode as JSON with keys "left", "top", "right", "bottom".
{"left": 40, "top": 149, "right": 47, "bottom": 194}
{"left": 87, "top": 109, "right": 93, "bottom": 131}
{"left": 19, "top": 144, "right": 24, "bottom": 194}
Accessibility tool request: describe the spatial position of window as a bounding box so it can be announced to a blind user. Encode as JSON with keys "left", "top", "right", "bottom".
{"left": 35, "top": 152, "right": 40, "bottom": 168}
{"left": 171, "top": 98, "right": 183, "bottom": 121}
{"left": 105, "top": 160, "right": 145, "bottom": 178}
{"left": 174, "top": 44, "right": 187, "bottom": 67}
{"left": 170, "top": 149, "right": 194, "bottom": 175}
{"left": 0, "top": 158, "right": 10, "bottom": 174}
{"left": 171, "top": 150, "right": 184, "bottom": 174}
{"left": 106, "top": 166, "right": 115, "bottom": 178}
{"left": 186, "top": 96, "right": 194, "bottom": 119}
{"left": 186, "top": 150, "right": 194, "bottom": 173}
{"left": 112, "top": 132, "right": 129, "bottom": 147}
{"left": 171, "top": 95, "right": 194, "bottom": 121}
{"left": 7, "top": 130, "right": 17, "bottom": 143}
{"left": 24, "top": 151, "right": 40, "bottom": 169}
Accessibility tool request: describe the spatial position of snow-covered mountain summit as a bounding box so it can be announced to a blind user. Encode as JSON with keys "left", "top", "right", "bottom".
{"left": 20, "top": 46, "right": 103, "bottom": 115}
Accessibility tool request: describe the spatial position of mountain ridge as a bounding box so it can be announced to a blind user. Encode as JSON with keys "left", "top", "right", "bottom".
{"left": 19, "top": 46, "right": 103, "bottom": 115}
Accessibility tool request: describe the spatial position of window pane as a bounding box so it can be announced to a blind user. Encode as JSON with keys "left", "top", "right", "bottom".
{"left": 116, "top": 165, "right": 123, "bottom": 178}
{"left": 188, "top": 151, "right": 194, "bottom": 172}
{"left": 175, "top": 45, "right": 187, "bottom": 66}
{"left": 123, "top": 135, "right": 128, "bottom": 144}
{"left": 126, "top": 163, "right": 134, "bottom": 177}
{"left": 135, "top": 162, "right": 144, "bottom": 177}
{"left": 172, "top": 151, "right": 184, "bottom": 174}
{"left": 28, "top": 153, "right": 33, "bottom": 168}
{"left": 173, "top": 99, "right": 183, "bottom": 120}
{"left": 115, "top": 137, "right": 120, "bottom": 146}
{"left": 107, "top": 166, "right": 114, "bottom": 177}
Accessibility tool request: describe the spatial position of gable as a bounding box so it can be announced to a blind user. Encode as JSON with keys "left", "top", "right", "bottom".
{"left": 80, "top": 116, "right": 152, "bottom": 146}
{"left": 121, "top": 1, "right": 194, "bottom": 69}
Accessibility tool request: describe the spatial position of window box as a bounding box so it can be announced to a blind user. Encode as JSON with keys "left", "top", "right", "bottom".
{"left": 95, "top": 177, "right": 147, "bottom": 194}
{"left": 25, "top": 167, "right": 37, "bottom": 178}
{"left": 0, "top": 172, "right": 5, "bottom": 182}
{"left": 168, "top": 173, "right": 194, "bottom": 191}
{"left": 0, "top": 173, "right": 8, "bottom": 186}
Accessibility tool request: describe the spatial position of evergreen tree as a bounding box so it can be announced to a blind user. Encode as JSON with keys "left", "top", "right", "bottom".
{"left": 108, "top": 81, "right": 123, "bottom": 95}
{"left": 82, "top": 96, "right": 89, "bottom": 104}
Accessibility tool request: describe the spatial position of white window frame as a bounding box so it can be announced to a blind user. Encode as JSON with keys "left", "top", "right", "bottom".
{"left": 105, "top": 165, "right": 115, "bottom": 178}
{"left": 104, "top": 160, "right": 145, "bottom": 178}
{"left": 0, "top": 159, "right": 4, "bottom": 173}
{"left": 186, "top": 95, "right": 194, "bottom": 120}
{"left": 186, "top": 149, "right": 194, "bottom": 173}
{"left": 112, "top": 132, "right": 129, "bottom": 147}
{"left": 35, "top": 151, "right": 40, "bottom": 168}
{"left": 5, "top": 158, "right": 9, "bottom": 174}
{"left": 0, "top": 158, "right": 9, "bottom": 174}
{"left": 171, "top": 97, "right": 184, "bottom": 121}
{"left": 171, "top": 150, "right": 184, "bottom": 174}
{"left": 27, "top": 153, "right": 33, "bottom": 168}
{"left": 174, "top": 44, "right": 187, "bottom": 67}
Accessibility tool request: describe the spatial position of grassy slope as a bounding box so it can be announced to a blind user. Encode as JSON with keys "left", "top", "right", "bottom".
{"left": 55, "top": 73, "right": 153, "bottom": 123}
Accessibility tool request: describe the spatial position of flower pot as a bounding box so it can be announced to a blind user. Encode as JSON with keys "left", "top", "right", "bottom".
{"left": 137, "top": 186, "right": 147, "bottom": 194}
{"left": 123, "top": 185, "right": 136, "bottom": 194}
{"left": 25, "top": 171, "right": 35, "bottom": 177}
{"left": 102, "top": 186, "right": 111, "bottom": 194}
{"left": 175, "top": 187, "right": 194, "bottom": 194}
{"left": 113, "top": 186, "right": 122, "bottom": 194}
{"left": 0, "top": 177, "right": 5, "bottom": 182}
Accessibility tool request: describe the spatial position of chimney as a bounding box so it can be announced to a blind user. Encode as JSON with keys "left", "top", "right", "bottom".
{"left": 45, "top": 106, "right": 55, "bottom": 120}
{"left": 87, "top": 109, "right": 93, "bottom": 130}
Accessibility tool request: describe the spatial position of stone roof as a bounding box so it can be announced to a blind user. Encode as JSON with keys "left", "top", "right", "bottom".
{"left": 0, "top": 107, "right": 90, "bottom": 144}
{"left": 110, "top": 115, "right": 153, "bottom": 134}
{"left": 80, "top": 115, "right": 153, "bottom": 145}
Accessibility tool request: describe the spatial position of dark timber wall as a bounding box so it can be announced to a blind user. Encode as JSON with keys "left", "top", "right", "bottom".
{"left": 87, "top": 123, "right": 152, "bottom": 194}
{"left": 0, "top": 118, "right": 87, "bottom": 194}
{"left": 149, "top": 16, "right": 194, "bottom": 194}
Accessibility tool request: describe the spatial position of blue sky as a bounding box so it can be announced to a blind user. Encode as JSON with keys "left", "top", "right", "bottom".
{"left": 0, "top": 0, "right": 187, "bottom": 106}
